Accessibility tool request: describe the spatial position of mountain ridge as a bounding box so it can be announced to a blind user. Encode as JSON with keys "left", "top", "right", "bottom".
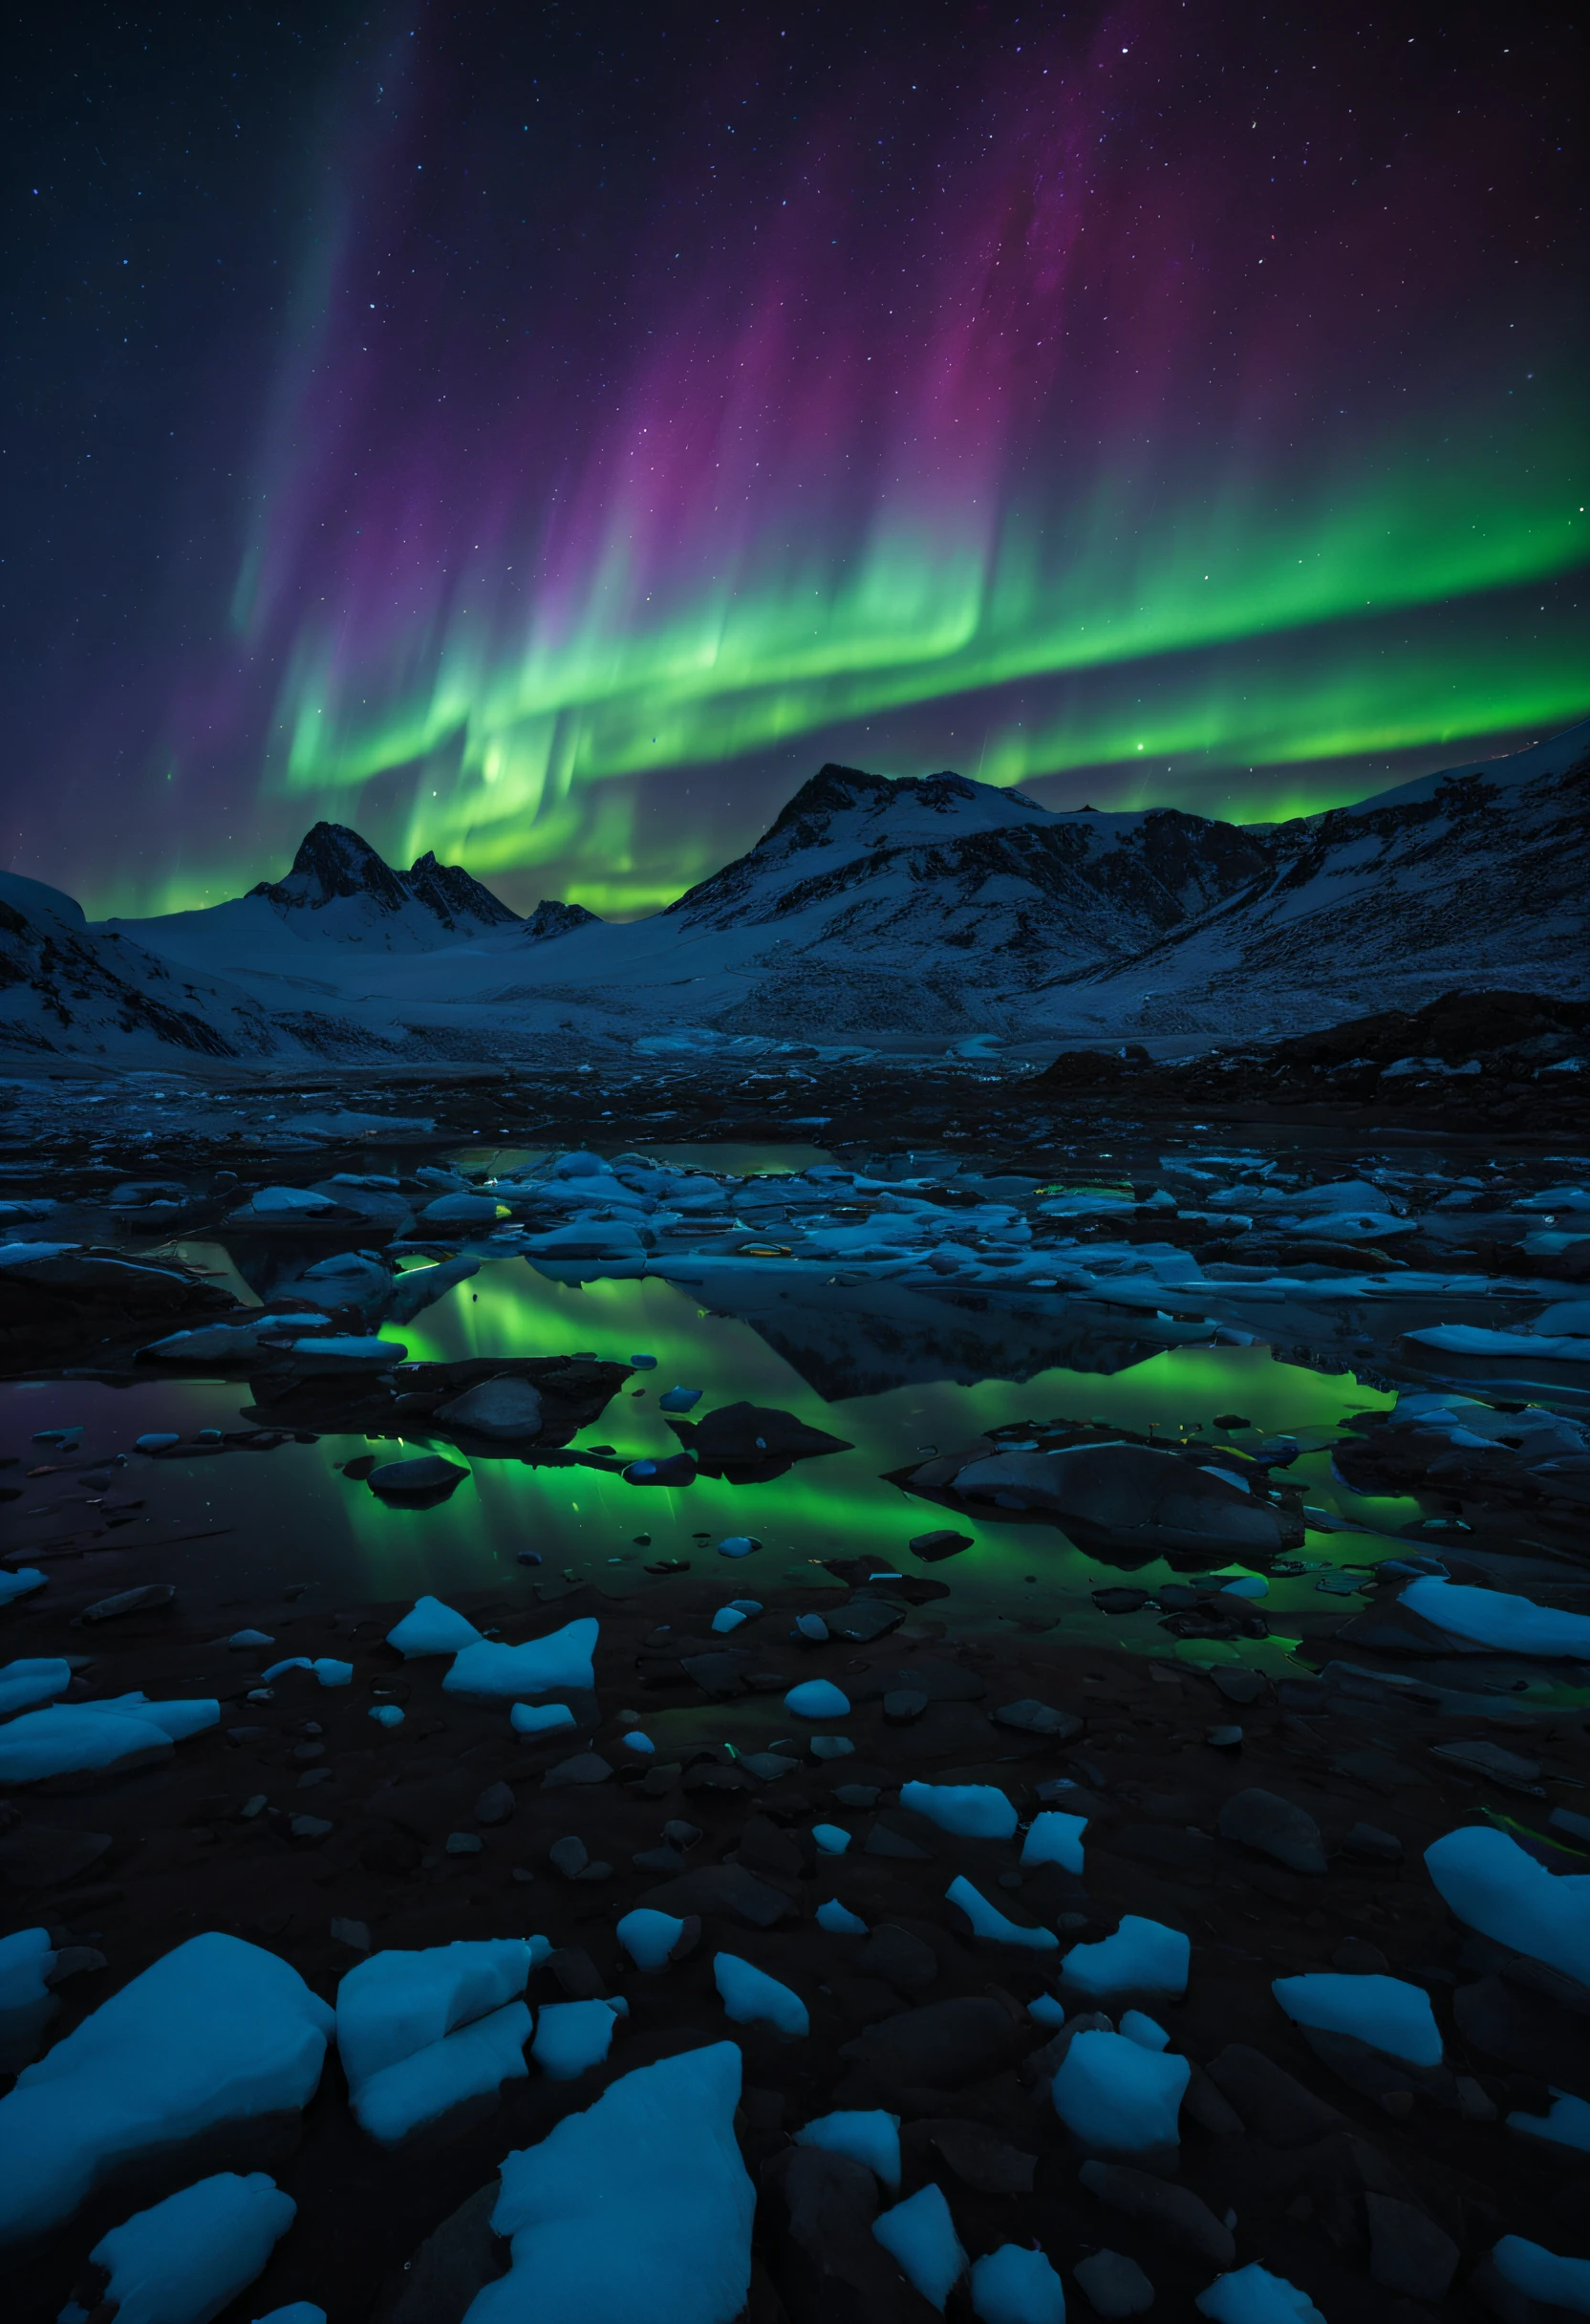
{"left": 2, "top": 717, "right": 1585, "bottom": 1060}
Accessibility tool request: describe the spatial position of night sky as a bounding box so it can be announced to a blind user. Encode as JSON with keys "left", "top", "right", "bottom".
{"left": 5, "top": 1, "right": 1585, "bottom": 920}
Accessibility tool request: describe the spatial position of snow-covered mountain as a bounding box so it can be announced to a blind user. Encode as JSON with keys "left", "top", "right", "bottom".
{"left": 1049, "top": 717, "right": 1590, "bottom": 1036}
{"left": 4, "top": 719, "right": 1585, "bottom": 1061}
{"left": 104, "top": 823, "right": 522, "bottom": 969}
{"left": 0, "top": 871, "right": 304, "bottom": 1062}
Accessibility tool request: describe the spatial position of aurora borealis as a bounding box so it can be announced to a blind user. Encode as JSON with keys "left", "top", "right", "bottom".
{"left": 7, "top": 2, "right": 1586, "bottom": 919}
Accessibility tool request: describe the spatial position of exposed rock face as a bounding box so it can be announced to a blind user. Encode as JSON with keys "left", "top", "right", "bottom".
{"left": 251, "top": 824, "right": 520, "bottom": 938}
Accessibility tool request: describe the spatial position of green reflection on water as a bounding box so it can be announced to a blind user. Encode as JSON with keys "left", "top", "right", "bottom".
{"left": 341, "top": 1258, "right": 1396, "bottom": 1647}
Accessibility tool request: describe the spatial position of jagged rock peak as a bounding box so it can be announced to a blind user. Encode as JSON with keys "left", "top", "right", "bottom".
{"left": 406, "top": 850, "right": 521, "bottom": 930}
{"left": 251, "top": 822, "right": 411, "bottom": 913}
{"left": 248, "top": 822, "right": 518, "bottom": 929}
{"left": 522, "top": 899, "right": 601, "bottom": 941}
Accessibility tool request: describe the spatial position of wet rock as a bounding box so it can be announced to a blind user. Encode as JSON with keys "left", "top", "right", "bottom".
{"left": 434, "top": 1375, "right": 544, "bottom": 1440}
{"left": 762, "top": 2145, "right": 934, "bottom": 2324}
{"left": 1217, "top": 1787, "right": 1326, "bottom": 1874}
{"left": 0, "top": 1824, "right": 112, "bottom": 1888}
{"left": 1184, "top": 2065, "right": 1245, "bottom": 2138}
{"left": 1072, "top": 2249, "right": 1154, "bottom": 2317}
{"left": 445, "top": 1832, "right": 483, "bottom": 1856}
{"left": 1206, "top": 2044, "right": 1345, "bottom": 2143}
{"left": 1211, "top": 1668, "right": 1268, "bottom": 1705}
{"left": 1454, "top": 1976, "right": 1590, "bottom": 2098}
{"left": 908, "top": 1531, "right": 973, "bottom": 1562}
{"left": 1332, "top": 1937, "right": 1390, "bottom": 1974}
{"left": 949, "top": 1439, "right": 1293, "bottom": 1557}
{"left": 79, "top": 1583, "right": 175, "bottom": 1623}
{"left": 827, "top": 1599, "right": 907, "bottom": 1645}
{"left": 1078, "top": 2161, "right": 1235, "bottom": 2265}
{"left": 913, "top": 2120, "right": 1037, "bottom": 2195}
{"left": 541, "top": 1754, "right": 612, "bottom": 1788}
{"left": 367, "top": 1454, "right": 470, "bottom": 1500}
{"left": 1107, "top": 1825, "right": 1215, "bottom": 1882}
{"left": 376, "top": 2178, "right": 506, "bottom": 2324}
{"left": 1343, "top": 1821, "right": 1403, "bottom": 1863}
{"left": 290, "top": 1815, "right": 333, "bottom": 1842}
{"left": 1093, "top": 1588, "right": 1151, "bottom": 1615}
{"left": 679, "top": 1651, "right": 756, "bottom": 1698}
{"left": 547, "top": 1946, "right": 607, "bottom": 1998}
{"left": 473, "top": 1781, "right": 516, "bottom": 1826}
{"left": 548, "top": 1836, "right": 590, "bottom": 1879}
{"left": 992, "top": 1699, "right": 1082, "bottom": 1738}
{"left": 670, "top": 1401, "right": 852, "bottom": 1474}
{"left": 1365, "top": 2192, "right": 1459, "bottom": 2301}
{"left": 865, "top": 1822, "right": 935, "bottom": 1861}
{"left": 739, "top": 1814, "right": 807, "bottom": 1881}
{"left": 857, "top": 1925, "right": 938, "bottom": 1996}
{"left": 883, "top": 1691, "right": 929, "bottom": 1726}
{"left": 1295, "top": 2025, "right": 1460, "bottom": 2113}
{"left": 682, "top": 1762, "right": 756, "bottom": 1799}
{"left": 639, "top": 1863, "right": 796, "bottom": 1926}
{"left": 837, "top": 1996, "right": 1018, "bottom": 2092}
{"left": 45, "top": 1947, "right": 107, "bottom": 1986}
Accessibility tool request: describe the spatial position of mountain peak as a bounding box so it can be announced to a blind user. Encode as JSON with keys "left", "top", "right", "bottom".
{"left": 250, "top": 822, "right": 412, "bottom": 914}
{"left": 247, "top": 822, "right": 518, "bottom": 936}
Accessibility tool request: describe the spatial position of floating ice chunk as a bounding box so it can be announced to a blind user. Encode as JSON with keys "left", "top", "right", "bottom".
{"left": 1508, "top": 2089, "right": 1590, "bottom": 2152}
{"left": 657, "top": 1386, "right": 702, "bottom": 1411}
{"left": 1195, "top": 2262, "right": 1326, "bottom": 2323}
{"left": 354, "top": 2002, "right": 532, "bottom": 2146}
{"left": 784, "top": 1679, "right": 850, "bottom": 1721}
{"left": 712, "top": 1607, "right": 747, "bottom": 1634}
{"left": 510, "top": 1701, "right": 577, "bottom": 1736}
{"left": 464, "top": 2043, "right": 753, "bottom": 2324}
{"left": 136, "top": 1432, "right": 181, "bottom": 1452}
{"left": 1272, "top": 1971, "right": 1441, "bottom": 2067}
{"left": 813, "top": 1824, "right": 850, "bottom": 1854}
{"left": 617, "top": 1909, "right": 687, "bottom": 1972}
{"left": 1220, "top": 1574, "right": 1268, "bottom": 1598}
{"left": 0, "top": 1704, "right": 184, "bottom": 1784}
{"left": 1021, "top": 1811, "right": 1086, "bottom": 1873}
{"left": 531, "top": 1998, "right": 615, "bottom": 2079}
{"left": 900, "top": 1781, "right": 1018, "bottom": 1840}
{"left": 233, "top": 1186, "right": 337, "bottom": 1216}
{"left": 948, "top": 1876, "right": 1059, "bottom": 1950}
{"left": 794, "top": 2107, "right": 901, "bottom": 2189}
{"left": 1028, "top": 1992, "right": 1067, "bottom": 2029}
{"left": 336, "top": 1940, "right": 533, "bottom": 2090}
{"left": 971, "top": 2244, "right": 1067, "bottom": 2324}
{"left": 89, "top": 2172, "right": 296, "bottom": 2324}
{"left": 1492, "top": 2234, "right": 1590, "bottom": 2313}
{"left": 1404, "top": 1576, "right": 1590, "bottom": 1657}
{"left": 262, "top": 1659, "right": 312, "bottom": 1682}
{"left": 369, "top": 1705, "right": 403, "bottom": 1728}
{"left": 0, "top": 1926, "right": 54, "bottom": 2012}
{"left": 1119, "top": 2011, "right": 1170, "bottom": 2052}
{"left": 0, "top": 1657, "right": 71, "bottom": 1717}
{"left": 0, "top": 1932, "right": 333, "bottom": 2249}
{"left": 386, "top": 1596, "right": 483, "bottom": 1658}
{"left": 717, "top": 1537, "right": 758, "bottom": 1559}
{"left": 622, "top": 1730, "right": 655, "bottom": 1754}
{"left": 1407, "top": 1323, "right": 1590, "bottom": 1361}
{"left": 1426, "top": 1826, "right": 1590, "bottom": 1984}
{"left": 871, "top": 2183, "right": 967, "bottom": 2312}
{"left": 254, "top": 2309, "right": 325, "bottom": 2324}
{"left": 816, "top": 1899, "right": 867, "bottom": 1934}
{"left": 0, "top": 1568, "right": 46, "bottom": 1605}
{"left": 313, "top": 1659, "right": 353, "bottom": 1688}
{"left": 445, "top": 1619, "right": 598, "bottom": 1697}
{"left": 714, "top": 1953, "right": 808, "bottom": 2038}
{"left": 1061, "top": 1916, "right": 1190, "bottom": 1998}
{"left": 1051, "top": 2030, "right": 1190, "bottom": 2152}
{"left": 77, "top": 1693, "right": 219, "bottom": 1743}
